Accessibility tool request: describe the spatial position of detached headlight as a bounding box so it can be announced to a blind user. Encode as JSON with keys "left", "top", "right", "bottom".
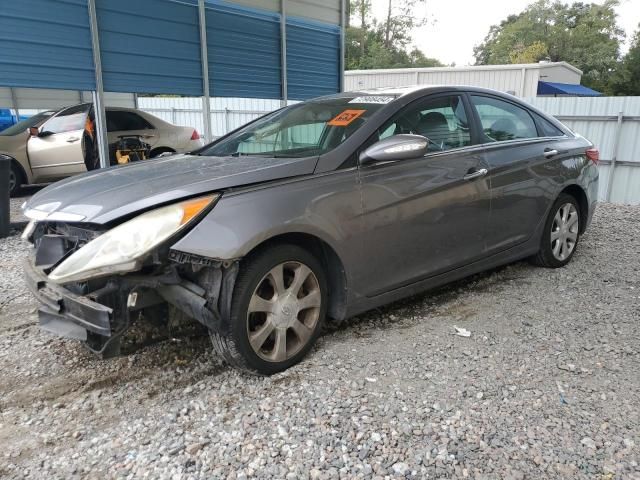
{"left": 49, "top": 195, "right": 217, "bottom": 284}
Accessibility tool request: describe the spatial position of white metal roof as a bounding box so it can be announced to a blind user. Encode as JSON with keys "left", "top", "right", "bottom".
{"left": 345, "top": 62, "right": 583, "bottom": 76}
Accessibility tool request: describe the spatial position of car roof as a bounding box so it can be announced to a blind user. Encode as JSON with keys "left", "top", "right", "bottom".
{"left": 317, "top": 84, "right": 523, "bottom": 101}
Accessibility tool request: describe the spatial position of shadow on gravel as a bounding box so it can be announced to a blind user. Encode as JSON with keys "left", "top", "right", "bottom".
{"left": 324, "top": 259, "right": 534, "bottom": 336}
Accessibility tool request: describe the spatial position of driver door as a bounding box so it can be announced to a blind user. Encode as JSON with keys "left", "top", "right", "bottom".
{"left": 356, "top": 93, "right": 491, "bottom": 296}
{"left": 27, "top": 104, "right": 90, "bottom": 182}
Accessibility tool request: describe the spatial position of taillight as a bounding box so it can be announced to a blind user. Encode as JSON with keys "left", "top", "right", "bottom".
{"left": 191, "top": 129, "right": 200, "bottom": 140}
{"left": 586, "top": 148, "right": 599, "bottom": 165}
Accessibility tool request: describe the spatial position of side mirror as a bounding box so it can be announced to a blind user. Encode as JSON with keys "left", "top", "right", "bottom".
{"left": 360, "top": 134, "right": 428, "bottom": 164}
{"left": 28, "top": 126, "right": 39, "bottom": 137}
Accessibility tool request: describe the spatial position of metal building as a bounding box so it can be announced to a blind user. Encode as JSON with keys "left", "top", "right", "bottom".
{"left": 344, "top": 62, "right": 597, "bottom": 98}
{"left": 0, "top": 0, "right": 345, "bottom": 164}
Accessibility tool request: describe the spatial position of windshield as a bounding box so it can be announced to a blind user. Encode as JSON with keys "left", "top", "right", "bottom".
{"left": 199, "top": 95, "right": 396, "bottom": 158}
{"left": 0, "top": 111, "right": 55, "bottom": 136}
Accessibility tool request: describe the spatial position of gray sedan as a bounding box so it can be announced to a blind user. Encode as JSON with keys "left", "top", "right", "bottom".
{"left": 23, "top": 86, "right": 599, "bottom": 374}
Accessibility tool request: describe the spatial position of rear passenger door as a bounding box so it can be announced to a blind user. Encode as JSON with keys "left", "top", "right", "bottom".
{"left": 469, "top": 95, "right": 557, "bottom": 253}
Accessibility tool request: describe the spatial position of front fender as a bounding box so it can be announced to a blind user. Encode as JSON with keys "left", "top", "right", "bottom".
{"left": 170, "top": 169, "right": 362, "bottom": 267}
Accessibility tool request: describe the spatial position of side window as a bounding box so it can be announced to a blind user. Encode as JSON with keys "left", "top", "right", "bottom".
{"left": 41, "top": 104, "right": 90, "bottom": 135}
{"left": 107, "top": 111, "right": 154, "bottom": 132}
{"left": 533, "top": 112, "right": 565, "bottom": 137}
{"left": 471, "top": 95, "right": 538, "bottom": 142}
{"left": 377, "top": 95, "right": 472, "bottom": 152}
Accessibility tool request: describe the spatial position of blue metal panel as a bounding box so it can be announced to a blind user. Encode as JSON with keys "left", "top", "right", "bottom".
{"left": 96, "top": 0, "right": 203, "bottom": 95}
{"left": 537, "top": 81, "right": 602, "bottom": 97}
{"left": 206, "top": 1, "right": 282, "bottom": 99}
{"left": 0, "top": 0, "right": 95, "bottom": 90}
{"left": 286, "top": 17, "right": 340, "bottom": 100}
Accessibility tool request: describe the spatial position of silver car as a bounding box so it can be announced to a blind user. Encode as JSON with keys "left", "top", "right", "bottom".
{"left": 23, "top": 86, "right": 599, "bottom": 374}
{"left": 2, "top": 104, "right": 204, "bottom": 196}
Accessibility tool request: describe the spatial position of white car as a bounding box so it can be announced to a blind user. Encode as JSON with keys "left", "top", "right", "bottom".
{"left": 1, "top": 103, "right": 204, "bottom": 195}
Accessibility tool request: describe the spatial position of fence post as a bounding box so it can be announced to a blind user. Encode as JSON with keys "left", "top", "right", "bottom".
{"left": 606, "top": 111, "right": 624, "bottom": 202}
{"left": 171, "top": 107, "right": 177, "bottom": 125}
{"left": 224, "top": 108, "right": 231, "bottom": 134}
{"left": 0, "top": 156, "right": 10, "bottom": 238}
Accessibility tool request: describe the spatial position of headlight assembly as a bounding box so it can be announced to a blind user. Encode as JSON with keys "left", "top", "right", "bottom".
{"left": 48, "top": 195, "right": 217, "bottom": 284}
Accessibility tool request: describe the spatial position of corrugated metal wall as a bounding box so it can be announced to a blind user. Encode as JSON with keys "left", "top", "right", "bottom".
{"left": 96, "top": 0, "right": 203, "bottom": 95}
{"left": 0, "top": 0, "right": 342, "bottom": 100}
{"left": 527, "top": 96, "right": 640, "bottom": 205}
{"left": 287, "top": 18, "right": 341, "bottom": 99}
{"left": 206, "top": 2, "right": 281, "bottom": 99}
{"left": 138, "top": 96, "right": 284, "bottom": 138}
{"left": 0, "top": 0, "right": 95, "bottom": 91}
{"left": 344, "top": 65, "right": 574, "bottom": 98}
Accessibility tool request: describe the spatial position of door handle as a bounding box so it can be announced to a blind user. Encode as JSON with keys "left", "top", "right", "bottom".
{"left": 66, "top": 137, "right": 80, "bottom": 143}
{"left": 463, "top": 168, "right": 488, "bottom": 181}
{"left": 544, "top": 149, "right": 559, "bottom": 158}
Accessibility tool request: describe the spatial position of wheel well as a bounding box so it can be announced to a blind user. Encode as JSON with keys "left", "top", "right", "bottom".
{"left": 149, "top": 147, "right": 175, "bottom": 158}
{"left": 244, "top": 233, "right": 348, "bottom": 321}
{"left": 7, "top": 157, "right": 26, "bottom": 182}
{"left": 561, "top": 185, "right": 588, "bottom": 234}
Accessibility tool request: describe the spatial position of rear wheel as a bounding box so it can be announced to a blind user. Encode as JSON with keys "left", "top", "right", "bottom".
{"left": 9, "top": 162, "right": 23, "bottom": 197}
{"left": 149, "top": 147, "right": 175, "bottom": 158}
{"left": 531, "top": 193, "right": 581, "bottom": 268}
{"left": 211, "top": 244, "right": 327, "bottom": 375}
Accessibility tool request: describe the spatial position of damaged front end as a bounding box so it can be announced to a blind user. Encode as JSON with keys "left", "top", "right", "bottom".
{"left": 23, "top": 206, "right": 238, "bottom": 356}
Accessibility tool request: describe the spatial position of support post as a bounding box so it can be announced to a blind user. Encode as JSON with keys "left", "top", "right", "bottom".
{"left": 280, "top": 0, "right": 288, "bottom": 107}
{"left": 198, "top": 0, "right": 213, "bottom": 143}
{"left": 0, "top": 156, "right": 9, "bottom": 238}
{"left": 606, "top": 111, "right": 624, "bottom": 202}
{"left": 9, "top": 88, "right": 20, "bottom": 120}
{"left": 88, "top": 0, "right": 109, "bottom": 168}
{"left": 133, "top": 93, "right": 139, "bottom": 109}
{"left": 224, "top": 108, "right": 231, "bottom": 134}
{"left": 339, "top": 0, "right": 346, "bottom": 92}
{"left": 519, "top": 67, "right": 526, "bottom": 97}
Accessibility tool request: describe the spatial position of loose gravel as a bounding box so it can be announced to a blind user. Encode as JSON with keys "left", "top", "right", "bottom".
{"left": 0, "top": 203, "right": 638, "bottom": 479}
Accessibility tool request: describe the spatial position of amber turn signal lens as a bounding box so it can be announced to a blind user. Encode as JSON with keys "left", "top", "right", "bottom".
{"left": 180, "top": 196, "right": 216, "bottom": 225}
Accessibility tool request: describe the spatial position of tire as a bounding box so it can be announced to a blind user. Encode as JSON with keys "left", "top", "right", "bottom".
{"left": 9, "top": 161, "right": 23, "bottom": 197}
{"left": 149, "top": 147, "right": 175, "bottom": 158}
{"left": 211, "top": 244, "right": 327, "bottom": 375}
{"left": 531, "top": 193, "right": 581, "bottom": 268}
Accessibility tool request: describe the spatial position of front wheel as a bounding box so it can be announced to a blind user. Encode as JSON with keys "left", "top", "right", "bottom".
{"left": 531, "top": 193, "right": 581, "bottom": 268}
{"left": 211, "top": 244, "right": 327, "bottom": 375}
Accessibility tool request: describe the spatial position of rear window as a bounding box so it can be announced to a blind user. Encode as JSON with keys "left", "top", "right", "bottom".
{"left": 534, "top": 112, "right": 565, "bottom": 137}
{"left": 471, "top": 95, "right": 538, "bottom": 142}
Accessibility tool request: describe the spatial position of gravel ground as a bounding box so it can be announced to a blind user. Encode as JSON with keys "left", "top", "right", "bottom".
{"left": 0, "top": 203, "right": 638, "bottom": 479}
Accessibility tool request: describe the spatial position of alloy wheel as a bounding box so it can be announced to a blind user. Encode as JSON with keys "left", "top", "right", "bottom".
{"left": 550, "top": 202, "right": 579, "bottom": 261}
{"left": 246, "top": 261, "right": 322, "bottom": 362}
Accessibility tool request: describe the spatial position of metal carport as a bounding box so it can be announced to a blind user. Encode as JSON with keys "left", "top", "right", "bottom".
{"left": 0, "top": 0, "right": 345, "bottom": 168}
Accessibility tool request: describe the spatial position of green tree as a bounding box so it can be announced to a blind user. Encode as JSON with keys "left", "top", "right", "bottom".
{"left": 611, "top": 26, "right": 640, "bottom": 95}
{"left": 473, "top": 0, "right": 625, "bottom": 93}
{"left": 346, "top": 0, "right": 443, "bottom": 70}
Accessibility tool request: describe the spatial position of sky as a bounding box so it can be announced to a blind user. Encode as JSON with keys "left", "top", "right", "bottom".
{"left": 368, "top": 0, "right": 640, "bottom": 66}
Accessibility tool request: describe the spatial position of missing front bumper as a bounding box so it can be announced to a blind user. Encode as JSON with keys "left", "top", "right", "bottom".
{"left": 23, "top": 253, "right": 239, "bottom": 354}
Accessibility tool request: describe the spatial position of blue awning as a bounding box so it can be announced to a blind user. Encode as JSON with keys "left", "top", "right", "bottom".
{"left": 537, "top": 81, "right": 602, "bottom": 97}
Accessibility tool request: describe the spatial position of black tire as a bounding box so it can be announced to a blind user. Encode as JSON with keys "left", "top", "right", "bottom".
{"left": 211, "top": 244, "right": 327, "bottom": 375}
{"left": 149, "top": 147, "right": 175, "bottom": 158}
{"left": 531, "top": 193, "right": 581, "bottom": 268}
{"left": 9, "top": 161, "right": 23, "bottom": 197}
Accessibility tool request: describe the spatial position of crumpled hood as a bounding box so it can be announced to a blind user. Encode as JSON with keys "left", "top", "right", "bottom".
{"left": 25, "top": 153, "right": 317, "bottom": 224}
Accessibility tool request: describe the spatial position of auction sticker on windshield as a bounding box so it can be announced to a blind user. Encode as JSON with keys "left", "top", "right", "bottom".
{"left": 328, "top": 109, "right": 366, "bottom": 127}
{"left": 349, "top": 96, "right": 395, "bottom": 104}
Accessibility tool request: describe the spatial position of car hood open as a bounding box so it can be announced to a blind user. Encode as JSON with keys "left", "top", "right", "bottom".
{"left": 24, "top": 153, "right": 317, "bottom": 224}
